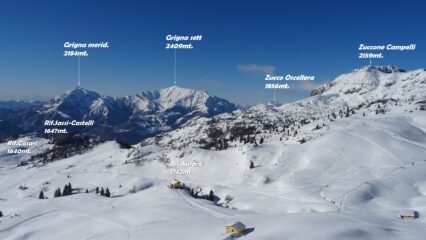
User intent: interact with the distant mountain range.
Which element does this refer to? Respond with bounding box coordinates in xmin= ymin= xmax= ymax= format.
xmin=0 ymin=86 xmax=236 ymax=143
xmin=1 ymin=65 xmax=425 ymax=144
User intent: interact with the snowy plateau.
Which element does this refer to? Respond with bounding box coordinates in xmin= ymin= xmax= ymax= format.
xmin=1 ymin=65 xmax=426 ymax=240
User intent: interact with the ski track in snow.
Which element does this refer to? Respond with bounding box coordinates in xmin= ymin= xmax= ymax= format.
xmin=340 ymin=158 xmax=426 ymax=212
xmin=80 ymin=213 xmax=134 ymax=240
xmin=0 ymin=209 xmax=60 ymax=234
xmin=343 ymin=130 xmax=404 ymax=165
xmin=315 ymin=116 xmax=426 ymax=212
xmin=364 ymin=119 xmax=426 ymax=151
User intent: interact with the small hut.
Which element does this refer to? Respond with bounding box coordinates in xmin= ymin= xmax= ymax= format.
xmin=399 ymin=210 xmax=416 ymax=220
xmin=168 ymin=179 xmax=184 ymax=189
xmin=225 ymin=222 xmax=246 ymax=235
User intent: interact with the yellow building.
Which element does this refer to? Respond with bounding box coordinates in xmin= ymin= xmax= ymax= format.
xmin=168 ymin=180 xmax=183 ymax=189
xmin=225 ymin=222 xmax=246 ymax=235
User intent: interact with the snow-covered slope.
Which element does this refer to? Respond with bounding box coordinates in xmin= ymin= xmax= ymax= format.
xmin=1 ymin=111 xmax=426 ymax=239
xmin=150 ymin=66 xmax=426 ymax=149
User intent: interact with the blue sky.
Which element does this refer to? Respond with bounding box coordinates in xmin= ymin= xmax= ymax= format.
xmin=0 ymin=0 xmax=425 ymax=104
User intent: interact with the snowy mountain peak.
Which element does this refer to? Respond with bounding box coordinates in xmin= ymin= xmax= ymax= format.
xmin=51 ymin=87 xmax=102 ymax=106
xmin=356 ymin=65 xmax=406 ymax=73
xmin=45 ymin=87 xmax=103 ymax=117
xmin=62 ymin=87 xmax=101 ymax=99
xmin=158 ymin=85 xmax=209 ymax=111
xmin=161 ymin=85 xmax=207 ymax=95
xmin=159 ymin=85 xmax=208 ymax=100
xmin=309 ymin=65 xmax=426 ymax=108
xmin=132 ymin=85 xmax=235 ymax=113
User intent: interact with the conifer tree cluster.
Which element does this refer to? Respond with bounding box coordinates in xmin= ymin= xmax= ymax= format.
xmin=95 ymin=186 xmax=111 ymax=197
xmin=63 ymin=183 xmax=73 ymax=196
xmin=53 ymin=183 xmax=73 ymax=198
xmin=189 ymin=187 xmax=201 ymax=198
xmin=31 ymin=134 xmax=104 ymax=164
xmin=54 ymin=188 xmax=62 ymax=198
xmin=188 ymin=187 xmax=215 ymax=202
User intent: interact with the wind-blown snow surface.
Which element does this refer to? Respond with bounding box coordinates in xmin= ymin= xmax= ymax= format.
xmin=1 ymin=111 xmax=426 ymax=239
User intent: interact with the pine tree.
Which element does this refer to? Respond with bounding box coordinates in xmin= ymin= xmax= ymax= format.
xmin=63 ymin=184 xmax=68 ymax=196
xmin=39 ymin=190 xmax=45 ymax=199
xmin=249 ymin=161 xmax=255 ymax=169
xmin=65 ymin=183 xmax=72 ymax=195
xmin=207 ymin=190 xmax=214 ymax=201
xmin=100 ymin=187 xmax=105 ymax=196
xmin=54 ymin=188 xmax=61 ymax=198
xmin=96 ymin=187 xmax=99 ymax=194
xmin=86 ymin=189 xmax=89 ymax=193
xmin=105 ymin=188 xmax=111 ymax=198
